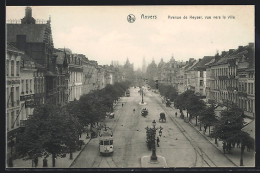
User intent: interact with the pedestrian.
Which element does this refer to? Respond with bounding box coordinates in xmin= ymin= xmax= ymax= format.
xmin=122 ymin=103 xmax=124 ymax=107
xmin=34 ymin=157 xmax=38 ymax=167
xmin=133 ymin=108 xmax=135 ymax=113
xmin=223 ymin=142 xmax=226 ymax=154
xmin=157 ymin=137 xmax=160 ymax=147
xmin=43 ymin=157 xmax=48 ymax=167
xmin=175 ymin=112 xmax=177 ymax=117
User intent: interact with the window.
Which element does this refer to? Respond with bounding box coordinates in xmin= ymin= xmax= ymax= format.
xmin=7 ymin=88 xmax=9 ymax=108
xmin=99 ymin=141 xmax=103 ymax=145
xmin=11 ymin=87 xmax=14 ymax=107
xmin=11 ymin=60 xmax=14 ymax=76
xmin=21 ymin=80 xmax=24 ymax=93
xmin=7 ymin=112 xmax=9 ymax=130
xmin=11 ymin=111 xmax=14 ymax=128
xmin=16 ymin=61 xmax=20 ymax=76
xmin=200 ymin=80 xmax=203 ymax=87
xmin=34 ymin=78 xmax=37 ymax=94
xmin=104 ymin=140 xmax=109 ymax=145
xmin=16 ymin=110 xmax=19 ymax=126
xmin=26 ymin=80 xmax=28 ymax=93
xmin=110 ymin=140 xmax=113 ymax=145
xmin=30 ymin=79 xmax=32 ymax=93
xmin=16 ymin=87 xmax=19 ymax=106
xmin=6 ymin=60 xmax=9 ymax=76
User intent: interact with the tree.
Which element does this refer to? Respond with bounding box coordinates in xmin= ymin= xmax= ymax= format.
xmin=199 ymin=105 xmax=218 ymax=134
xmin=210 ymin=105 xmax=252 ymax=155
xmin=158 ymin=84 xmax=178 ymax=102
xmin=186 ymin=94 xmax=206 ymax=125
xmin=174 ymin=90 xmax=195 ymax=118
xmin=16 ymin=104 xmax=80 ymax=167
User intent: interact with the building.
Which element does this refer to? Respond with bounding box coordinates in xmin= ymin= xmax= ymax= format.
xmin=68 ymin=53 xmax=83 ymax=101
xmin=82 ymin=59 xmax=99 ymax=94
xmin=6 ymin=43 xmax=37 ymax=162
xmin=6 ymin=43 xmax=22 ymax=139
xmin=207 ymin=43 xmax=255 ymax=119
xmin=190 ymin=56 xmax=215 ymax=97
xmin=7 ymin=6 xmax=66 ymax=105
xmin=20 ymin=54 xmax=37 ymax=127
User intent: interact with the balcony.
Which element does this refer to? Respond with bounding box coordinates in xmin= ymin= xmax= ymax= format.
xmin=218 ymin=76 xmax=228 ymax=80
xmin=228 ymin=75 xmax=236 ymax=79
xmin=237 ymin=91 xmax=247 ymax=97
xmin=227 ymin=87 xmax=238 ymax=92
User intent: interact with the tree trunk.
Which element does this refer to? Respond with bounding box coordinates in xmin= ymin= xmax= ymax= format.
xmin=199 ymin=123 xmax=202 ymax=131
xmin=240 ymin=144 xmax=245 ymax=166
xmin=195 ymin=116 xmax=198 ymax=126
xmin=209 ymin=126 xmax=210 ymax=135
xmin=70 ymin=148 xmax=73 ymax=160
xmin=52 ymin=153 xmax=56 ymax=167
xmin=187 ymin=111 xmax=188 ymax=117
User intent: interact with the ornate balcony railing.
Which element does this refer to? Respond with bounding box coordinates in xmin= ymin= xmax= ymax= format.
xmin=218 ymin=76 xmax=228 ymax=80
xmin=237 ymin=91 xmax=247 ymax=97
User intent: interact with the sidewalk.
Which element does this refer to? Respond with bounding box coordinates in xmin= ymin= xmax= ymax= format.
xmin=172 ymin=107 xmax=255 ymax=167
xmin=187 ymin=114 xmax=255 ymax=167
xmin=12 ymin=133 xmax=91 ymax=168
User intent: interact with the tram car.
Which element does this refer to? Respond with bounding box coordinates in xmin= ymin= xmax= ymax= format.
xmin=99 ymin=126 xmax=114 ymax=155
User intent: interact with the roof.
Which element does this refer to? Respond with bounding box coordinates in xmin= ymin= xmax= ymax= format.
xmin=7 ymin=24 xmax=48 ymax=43
xmin=186 ymin=60 xmax=199 ymax=71
xmin=7 ymin=42 xmax=24 ymax=53
xmin=241 ymin=120 xmax=255 ymax=139
xmin=193 ymin=56 xmax=215 ymax=70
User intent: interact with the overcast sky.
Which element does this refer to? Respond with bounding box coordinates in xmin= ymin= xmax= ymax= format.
xmin=6 ymin=6 xmax=254 ymax=70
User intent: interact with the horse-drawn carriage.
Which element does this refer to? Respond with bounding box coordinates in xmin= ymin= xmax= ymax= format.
xmin=141 ymin=108 xmax=148 ymax=117
xmin=159 ymin=112 xmax=166 ymax=122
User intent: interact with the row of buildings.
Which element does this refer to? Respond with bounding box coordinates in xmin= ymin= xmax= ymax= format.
xmin=152 ymin=43 xmax=255 ymax=119
xmin=6 ymin=7 xmax=126 ymax=147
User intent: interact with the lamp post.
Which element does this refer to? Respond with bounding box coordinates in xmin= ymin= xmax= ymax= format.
xmin=141 ymin=87 xmax=144 ymax=104
xmin=146 ymin=120 xmax=163 ymax=162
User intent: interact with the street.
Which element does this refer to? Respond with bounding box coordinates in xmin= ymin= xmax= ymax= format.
xmin=70 ymin=87 xmax=237 ymax=168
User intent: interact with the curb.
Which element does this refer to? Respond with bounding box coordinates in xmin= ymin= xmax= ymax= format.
xmin=69 ymin=138 xmax=92 ymax=168
xmin=187 ymin=121 xmax=238 ymax=167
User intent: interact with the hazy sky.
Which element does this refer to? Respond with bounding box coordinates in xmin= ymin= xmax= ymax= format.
xmin=6 ymin=6 xmax=254 ymax=70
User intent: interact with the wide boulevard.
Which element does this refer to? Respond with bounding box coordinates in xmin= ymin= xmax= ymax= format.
xmin=70 ymin=87 xmax=236 ymax=168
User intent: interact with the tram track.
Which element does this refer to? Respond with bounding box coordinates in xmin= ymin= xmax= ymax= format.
xmin=91 ymin=91 xmax=141 ymax=168
xmin=152 ymin=92 xmax=217 ymax=167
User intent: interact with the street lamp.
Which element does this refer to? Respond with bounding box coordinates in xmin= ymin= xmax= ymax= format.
xmin=141 ymin=87 xmax=144 ymax=104
xmin=148 ymin=120 xmax=163 ymax=162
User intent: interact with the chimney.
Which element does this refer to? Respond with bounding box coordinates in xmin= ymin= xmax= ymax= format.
xmin=25 ymin=7 xmax=32 ymax=18
xmin=248 ymin=43 xmax=254 ymax=48
xmin=228 ymin=49 xmax=235 ymax=54
xmin=21 ymin=6 xmax=35 ymax=24
xmin=221 ymin=51 xmax=227 ymax=57
xmin=238 ymin=46 xmax=243 ymax=51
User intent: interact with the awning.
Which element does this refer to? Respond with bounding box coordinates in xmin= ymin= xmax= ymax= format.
xmin=242 ymin=120 xmax=255 ymax=139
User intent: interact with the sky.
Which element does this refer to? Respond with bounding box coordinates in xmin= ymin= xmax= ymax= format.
xmin=6 ymin=6 xmax=254 ymax=70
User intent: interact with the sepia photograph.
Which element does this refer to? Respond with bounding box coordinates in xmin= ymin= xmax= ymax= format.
xmin=5 ymin=5 xmax=255 ymax=168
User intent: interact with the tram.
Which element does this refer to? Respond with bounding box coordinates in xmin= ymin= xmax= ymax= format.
xmin=99 ymin=126 xmax=114 ymax=155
